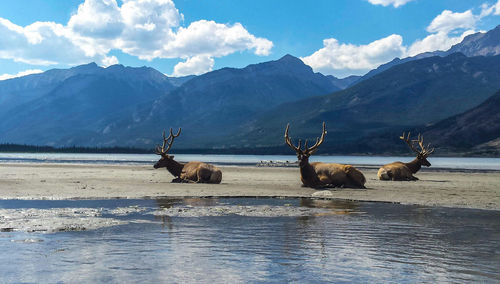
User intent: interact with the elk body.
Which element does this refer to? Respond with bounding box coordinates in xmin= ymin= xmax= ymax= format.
xmin=377 ymin=132 xmax=435 ymax=181
xmin=285 ymin=123 xmax=366 ymax=189
xmin=154 ymin=128 xmax=222 ymax=184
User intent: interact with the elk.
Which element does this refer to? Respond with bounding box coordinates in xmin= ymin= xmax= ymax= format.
xmin=377 ymin=132 xmax=435 ymax=181
xmin=284 ymin=122 xmax=366 ymax=189
xmin=154 ymin=128 xmax=222 ymax=184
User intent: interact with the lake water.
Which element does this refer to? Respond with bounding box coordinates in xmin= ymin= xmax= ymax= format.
xmin=0 ymin=198 xmax=498 ymax=283
xmin=1 ymin=152 xmax=500 ymax=170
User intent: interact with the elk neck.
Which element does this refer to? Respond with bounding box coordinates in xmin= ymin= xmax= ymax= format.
xmin=404 ymin=157 xmax=422 ymax=174
xmin=299 ymin=157 xmax=322 ymax=186
xmin=165 ymin=158 xmax=185 ymax=177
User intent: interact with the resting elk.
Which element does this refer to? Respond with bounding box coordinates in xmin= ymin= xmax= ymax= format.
xmin=284 ymin=122 xmax=366 ymax=189
xmin=154 ymin=128 xmax=222 ymax=184
xmin=377 ymin=132 xmax=435 ymax=181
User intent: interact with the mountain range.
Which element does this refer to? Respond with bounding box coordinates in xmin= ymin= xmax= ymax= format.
xmin=234 ymin=53 xmax=500 ymax=151
xmin=0 ymin=25 xmax=499 ymax=155
xmin=357 ymin=24 xmax=500 ymax=84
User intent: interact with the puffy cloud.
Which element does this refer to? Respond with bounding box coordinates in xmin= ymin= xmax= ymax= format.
xmin=410 ymin=7 xmax=486 ymax=56
xmin=427 ymin=10 xmax=477 ymax=33
xmin=304 ymin=3 xmax=498 ymax=77
xmin=101 ymin=55 xmax=119 ymax=67
xmin=0 ymin=0 xmax=272 ymax=75
xmin=67 ymin=0 xmax=123 ymax=39
xmin=0 ymin=18 xmax=110 ymax=65
xmin=479 ymin=0 xmax=500 ymax=16
xmin=408 ymin=30 xmax=475 ymax=56
xmin=301 ymin=34 xmax=406 ymax=77
xmin=115 ymin=0 xmax=182 ymax=59
xmin=367 ymin=0 xmax=415 ymax=8
xmin=0 ymin=69 xmax=43 ymax=80
xmin=162 ymin=20 xmax=273 ymax=58
xmin=172 ymin=55 xmax=214 ymax=76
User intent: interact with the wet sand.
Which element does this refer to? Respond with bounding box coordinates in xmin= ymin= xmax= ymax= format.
xmin=0 ymin=163 xmax=499 ymax=210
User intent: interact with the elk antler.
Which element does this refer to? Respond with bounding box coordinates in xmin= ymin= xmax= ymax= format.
xmin=414 ymin=133 xmax=435 ymax=157
xmin=284 ymin=123 xmax=302 ymax=154
xmin=305 ymin=122 xmax=326 ymax=155
xmin=400 ymin=132 xmax=434 ymax=157
xmin=155 ymin=127 xmax=182 ymax=155
xmin=284 ymin=122 xmax=327 ymax=155
xmin=400 ymin=132 xmax=419 ymax=154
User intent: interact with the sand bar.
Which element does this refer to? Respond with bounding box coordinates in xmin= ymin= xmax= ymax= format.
xmin=0 ymin=163 xmax=499 ymax=210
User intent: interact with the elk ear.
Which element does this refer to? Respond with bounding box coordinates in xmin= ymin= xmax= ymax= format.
xmin=169 ymin=155 xmax=174 ymax=159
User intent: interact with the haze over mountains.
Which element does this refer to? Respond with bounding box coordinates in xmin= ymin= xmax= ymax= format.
xmin=1 ymin=25 xmax=499 ymax=155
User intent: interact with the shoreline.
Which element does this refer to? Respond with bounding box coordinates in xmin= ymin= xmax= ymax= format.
xmin=0 ymin=162 xmax=499 ymax=211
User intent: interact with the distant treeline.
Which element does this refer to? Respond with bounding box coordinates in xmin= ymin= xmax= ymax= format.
xmin=0 ymin=144 xmax=151 ymax=154
xmin=0 ymin=143 xmax=292 ymax=155
xmin=0 ymin=143 xmax=494 ymax=157
xmin=0 ymin=143 xmax=286 ymax=155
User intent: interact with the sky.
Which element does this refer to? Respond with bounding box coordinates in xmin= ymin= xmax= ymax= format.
xmin=0 ymin=0 xmax=499 ymax=80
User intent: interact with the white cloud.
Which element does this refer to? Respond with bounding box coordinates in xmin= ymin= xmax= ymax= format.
xmin=101 ymin=55 xmax=119 ymax=67
xmin=301 ymin=34 xmax=406 ymax=77
xmin=162 ymin=20 xmax=273 ymax=58
xmin=480 ymin=0 xmax=500 ymax=16
xmin=304 ymin=2 xmax=499 ymax=77
xmin=408 ymin=30 xmax=476 ymax=56
xmin=409 ymin=6 xmax=490 ymax=56
xmin=0 ymin=69 xmax=43 ymax=80
xmin=427 ymin=10 xmax=477 ymax=33
xmin=172 ymin=55 xmax=214 ymax=76
xmin=367 ymin=0 xmax=415 ymax=8
xmin=67 ymin=0 xmax=124 ymax=39
xmin=0 ymin=18 xmax=110 ymax=66
xmin=0 ymin=0 xmax=272 ymax=75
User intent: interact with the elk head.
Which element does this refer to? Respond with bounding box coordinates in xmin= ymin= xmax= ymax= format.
xmin=400 ymin=132 xmax=435 ymax=167
xmin=284 ymin=122 xmax=327 ymax=166
xmin=154 ymin=128 xmax=181 ymax=169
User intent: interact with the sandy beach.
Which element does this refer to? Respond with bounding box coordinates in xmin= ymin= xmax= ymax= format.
xmin=0 ymin=162 xmax=499 ymax=210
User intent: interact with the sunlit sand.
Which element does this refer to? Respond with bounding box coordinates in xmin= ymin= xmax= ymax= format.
xmin=0 ymin=163 xmax=498 ymax=210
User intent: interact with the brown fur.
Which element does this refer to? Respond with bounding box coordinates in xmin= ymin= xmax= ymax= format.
xmin=306 ymin=161 xmax=366 ymax=189
xmin=180 ymin=161 xmax=222 ymax=184
xmin=284 ymin=122 xmax=365 ymax=189
xmin=378 ymin=157 xmax=429 ymax=181
xmin=378 ymin=132 xmax=434 ymax=181
xmin=154 ymin=128 xmax=222 ymax=184
xmin=154 ymin=156 xmax=222 ymax=184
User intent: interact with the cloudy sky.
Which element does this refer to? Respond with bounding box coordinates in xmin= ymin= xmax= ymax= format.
xmin=0 ymin=0 xmax=499 ymax=80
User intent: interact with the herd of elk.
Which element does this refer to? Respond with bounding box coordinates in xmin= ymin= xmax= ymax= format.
xmin=377 ymin=132 xmax=434 ymax=181
xmin=154 ymin=126 xmax=434 ymax=188
xmin=154 ymin=128 xmax=222 ymax=184
xmin=284 ymin=122 xmax=366 ymax=189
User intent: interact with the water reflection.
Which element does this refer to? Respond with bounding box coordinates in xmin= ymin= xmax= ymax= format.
xmin=0 ymin=198 xmax=498 ymax=283
xmin=300 ymin=198 xmax=361 ymax=216
xmin=156 ymin=198 xmax=218 ymax=209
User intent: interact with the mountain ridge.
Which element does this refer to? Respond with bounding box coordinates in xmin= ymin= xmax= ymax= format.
xmin=227 ymin=53 xmax=500 ymax=151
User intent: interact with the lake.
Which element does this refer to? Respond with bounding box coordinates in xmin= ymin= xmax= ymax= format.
xmin=1 ymin=153 xmax=500 ymax=170
xmin=0 ymin=198 xmax=498 ymax=283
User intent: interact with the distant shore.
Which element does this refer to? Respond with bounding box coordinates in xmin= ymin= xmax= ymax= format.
xmin=1 ymin=144 xmax=499 ymax=157
xmin=0 ymin=162 xmax=498 ymax=210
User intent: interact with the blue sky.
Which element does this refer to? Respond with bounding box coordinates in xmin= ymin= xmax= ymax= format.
xmin=0 ymin=0 xmax=499 ymax=79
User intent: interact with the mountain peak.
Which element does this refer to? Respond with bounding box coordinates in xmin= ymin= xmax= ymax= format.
xmin=70 ymin=62 xmax=100 ymax=72
xmin=278 ymin=54 xmax=300 ymax=61
xmin=276 ymin=54 xmax=306 ymax=66
xmin=446 ymin=25 xmax=500 ymax=57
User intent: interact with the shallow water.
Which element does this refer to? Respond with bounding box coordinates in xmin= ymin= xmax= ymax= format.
xmin=0 ymin=198 xmax=499 ymax=283
xmin=1 ymin=152 xmax=500 ymax=170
